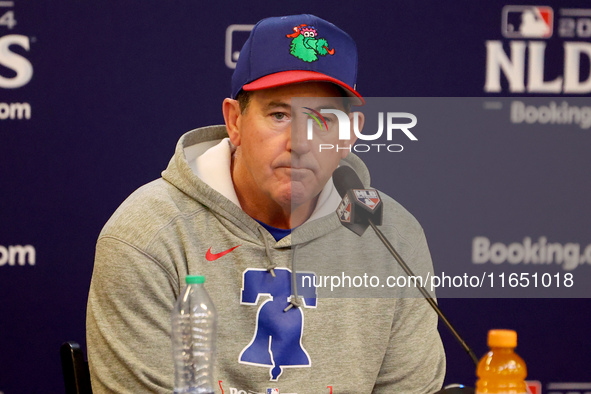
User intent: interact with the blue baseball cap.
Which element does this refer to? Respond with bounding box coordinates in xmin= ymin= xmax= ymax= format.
xmin=231 ymin=14 xmax=364 ymax=104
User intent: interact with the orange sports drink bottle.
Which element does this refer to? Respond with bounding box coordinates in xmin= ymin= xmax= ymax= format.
xmin=476 ymin=329 xmax=527 ymax=394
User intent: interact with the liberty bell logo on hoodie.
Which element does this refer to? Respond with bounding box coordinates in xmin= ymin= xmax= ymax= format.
xmin=239 ymin=268 xmax=317 ymax=380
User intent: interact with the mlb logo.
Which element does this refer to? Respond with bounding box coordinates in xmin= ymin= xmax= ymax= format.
xmin=526 ymin=380 xmax=542 ymax=394
xmin=354 ymin=189 xmax=380 ymax=211
xmin=267 ymin=389 xmax=279 ymax=394
xmin=225 ymin=24 xmax=255 ymax=69
xmin=337 ymin=195 xmax=352 ymax=223
xmin=502 ymin=6 xmax=553 ymax=38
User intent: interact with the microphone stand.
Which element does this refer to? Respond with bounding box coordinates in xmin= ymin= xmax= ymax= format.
xmin=368 ymin=219 xmax=479 ymax=367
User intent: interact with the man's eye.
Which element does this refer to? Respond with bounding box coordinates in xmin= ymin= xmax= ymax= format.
xmin=272 ymin=112 xmax=288 ymax=121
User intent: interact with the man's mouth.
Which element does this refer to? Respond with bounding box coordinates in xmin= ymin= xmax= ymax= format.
xmin=288 ymin=167 xmax=313 ymax=180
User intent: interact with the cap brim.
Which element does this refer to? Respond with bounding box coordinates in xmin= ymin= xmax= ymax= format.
xmin=242 ymin=70 xmax=365 ymax=105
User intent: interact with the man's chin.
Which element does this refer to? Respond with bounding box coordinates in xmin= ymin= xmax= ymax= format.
xmin=269 ymin=182 xmax=319 ymax=212
xmin=288 ymin=183 xmax=318 ymax=209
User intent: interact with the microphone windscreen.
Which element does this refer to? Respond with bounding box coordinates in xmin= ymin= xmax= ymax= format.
xmin=333 ymin=166 xmax=364 ymax=197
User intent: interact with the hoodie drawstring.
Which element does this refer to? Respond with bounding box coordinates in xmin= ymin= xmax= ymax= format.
xmin=284 ymin=245 xmax=302 ymax=312
xmin=257 ymin=227 xmax=302 ymax=312
xmin=258 ymin=227 xmax=276 ymax=278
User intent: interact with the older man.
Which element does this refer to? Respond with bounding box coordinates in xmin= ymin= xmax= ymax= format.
xmin=87 ymin=14 xmax=445 ymax=393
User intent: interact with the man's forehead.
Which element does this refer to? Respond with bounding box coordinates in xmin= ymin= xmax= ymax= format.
xmin=251 ymin=82 xmax=344 ymax=99
xmin=260 ymin=96 xmax=345 ymax=109
xmin=252 ymin=84 xmax=347 ymax=110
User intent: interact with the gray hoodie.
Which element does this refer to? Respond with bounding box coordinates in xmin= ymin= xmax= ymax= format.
xmin=87 ymin=125 xmax=445 ymax=393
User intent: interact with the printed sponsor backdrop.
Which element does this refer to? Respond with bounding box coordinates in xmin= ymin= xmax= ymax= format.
xmin=1 ymin=1 xmax=589 ymax=393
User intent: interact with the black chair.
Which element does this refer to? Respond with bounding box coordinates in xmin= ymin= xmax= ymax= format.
xmin=60 ymin=341 xmax=93 ymax=394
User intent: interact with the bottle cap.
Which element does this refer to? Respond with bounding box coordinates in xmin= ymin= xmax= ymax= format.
xmin=185 ymin=275 xmax=205 ymax=284
xmin=488 ymin=329 xmax=517 ymax=348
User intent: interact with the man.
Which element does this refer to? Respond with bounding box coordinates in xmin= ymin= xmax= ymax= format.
xmin=87 ymin=14 xmax=445 ymax=393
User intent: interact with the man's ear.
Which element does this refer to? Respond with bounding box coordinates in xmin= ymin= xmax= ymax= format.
xmin=223 ymin=98 xmax=242 ymax=146
xmin=340 ymin=111 xmax=364 ymax=159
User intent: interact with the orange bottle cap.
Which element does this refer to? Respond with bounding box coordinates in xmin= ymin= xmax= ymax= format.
xmin=488 ymin=329 xmax=517 ymax=348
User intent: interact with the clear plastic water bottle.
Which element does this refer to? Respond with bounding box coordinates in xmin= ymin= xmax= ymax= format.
xmin=172 ymin=275 xmax=217 ymax=394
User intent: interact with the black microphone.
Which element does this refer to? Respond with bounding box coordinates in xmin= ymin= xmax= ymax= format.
xmin=333 ymin=166 xmax=382 ymax=236
xmin=332 ymin=166 xmax=479 ymax=367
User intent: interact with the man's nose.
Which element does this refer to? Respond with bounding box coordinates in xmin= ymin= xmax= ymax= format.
xmin=288 ymin=117 xmax=311 ymax=154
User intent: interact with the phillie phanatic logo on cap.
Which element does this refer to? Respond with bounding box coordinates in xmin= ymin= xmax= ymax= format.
xmin=231 ymin=14 xmax=364 ymax=104
xmin=286 ymin=24 xmax=335 ymax=62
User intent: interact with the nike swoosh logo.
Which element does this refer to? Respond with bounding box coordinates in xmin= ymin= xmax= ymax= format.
xmin=205 ymin=245 xmax=241 ymax=261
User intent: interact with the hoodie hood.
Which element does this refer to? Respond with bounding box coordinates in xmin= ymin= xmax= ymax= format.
xmin=161 ymin=125 xmax=372 ymax=246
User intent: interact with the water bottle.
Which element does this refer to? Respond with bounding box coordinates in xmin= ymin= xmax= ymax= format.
xmin=172 ymin=275 xmax=217 ymax=394
xmin=476 ymin=329 xmax=527 ymax=394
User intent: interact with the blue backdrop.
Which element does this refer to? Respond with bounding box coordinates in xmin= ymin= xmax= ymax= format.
xmin=1 ymin=1 xmax=590 ymax=393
